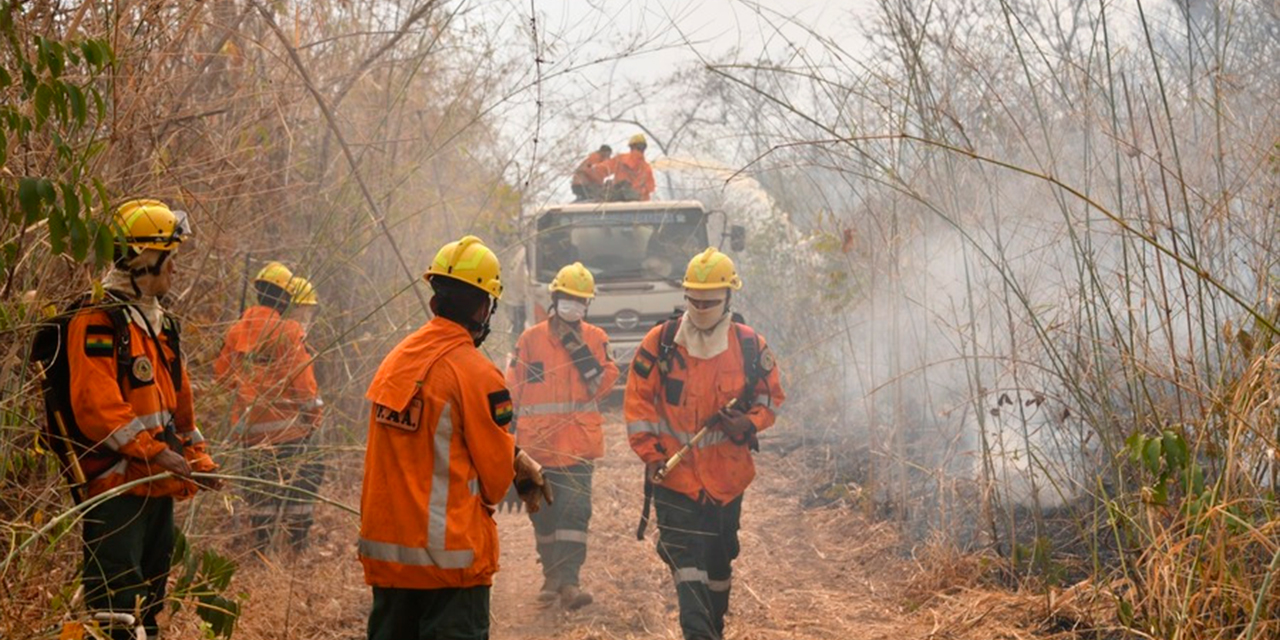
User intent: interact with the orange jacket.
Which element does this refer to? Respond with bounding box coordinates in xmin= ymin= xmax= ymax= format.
xmin=359 ymin=317 xmax=516 ymax=590
xmin=506 ymin=320 xmax=619 ymax=468
xmin=571 ymin=151 xmax=609 ymax=187
xmin=68 ymin=306 xmax=216 ymax=500
xmin=215 ymin=305 xmax=321 ymax=446
xmin=595 ymin=149 xmax=655 ymax=200
xmin=624 ymin=322 xmax=784 ymax=503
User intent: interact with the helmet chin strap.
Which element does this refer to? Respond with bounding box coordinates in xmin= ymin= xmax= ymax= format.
xmin=468 ymin=298 xmax=498 ymax=347
xmin=124 ymin=250 xmax=171 ymax=298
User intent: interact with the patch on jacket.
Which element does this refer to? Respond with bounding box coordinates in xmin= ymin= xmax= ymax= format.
xmin=489 ymin=390 xmax=514 ymax=426
xmin=84 ymin=326 xmax=115 ymax=357
xmin=759 ymin=344 xmax=776 ymax=373
xmin=374 ymin=398 xmax=422 ymax=432
xmin=633 ymin=348 xmax=656 ymax=379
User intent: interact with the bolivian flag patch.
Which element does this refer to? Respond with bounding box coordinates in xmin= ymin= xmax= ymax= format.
xmin=489 ymin=390 xmax=514 ymax=426
xmin=84 ymin=326 xmax=115 ymax=357
xmin=633 ymin=348 xmax=656 ymax=379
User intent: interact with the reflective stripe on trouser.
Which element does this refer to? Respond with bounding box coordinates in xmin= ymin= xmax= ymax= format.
xmin=529 ymin=463 xmax=594 ymax=589
xmin=240 ymin=437 xmax=326 ymax=547
xmin=654 ymin=486 xmax=742 ymax=640
xmin=81 ymin=495 xmax=175 ymax=640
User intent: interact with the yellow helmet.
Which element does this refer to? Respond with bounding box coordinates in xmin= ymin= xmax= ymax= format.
xmin=629 ymin=133 xmax=647 ymax=147
xmin=549 ymin=262 xmax=595 ymax=299
xmin=255 ymin=261 xmax=294 ymax=289
xmin=114 ymin=199 xmax=189 ymax=253
xmin=287 ymin=276 xmax=318 ymax=306
xmin=683 ymin=247 xmax=742 ymax=291
xmin=425 ymin=235 xmax=503 ymax=299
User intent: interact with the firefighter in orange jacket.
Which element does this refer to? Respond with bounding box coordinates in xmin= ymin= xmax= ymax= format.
xmin=507 ymin=262 xmax=619 ymax=609
xmin=595 ymin=133 xmax=656 ymax=201
xmin=215 ymin=263 xmax=323 ymax=551
xmin=571 ymin=144 xmax=612 ymax=202
xmin=70 ymin=200 xmax=219 ymax=639
xmin=625 ymin=247 xmax=785 ymax=640
xmin=360 ymin=235 xmax=552 ymax=640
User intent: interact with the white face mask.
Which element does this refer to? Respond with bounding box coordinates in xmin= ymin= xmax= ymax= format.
xmin=556 ymin=299 xmax=587 ymax=323
xmin=687 ymin=299 xmax=727 ymax=330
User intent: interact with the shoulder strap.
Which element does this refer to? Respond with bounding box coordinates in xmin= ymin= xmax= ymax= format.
xmin=555 ymin=326 xmax=604 ymax=388
xmin=163 ymin=313 xmax=183 ymax=388
xmin=103 ymin=305 xmax=132 ymax=390
xmin=656 ymin=314 xmax=684 ymax=382
xmin=735 ymin=323 xmax=760 ymax=386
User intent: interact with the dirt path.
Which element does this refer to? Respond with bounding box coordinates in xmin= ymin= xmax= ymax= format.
xmin=488 ymin=421 xmax=934 ymax=640
xmin=226 ymin=417 xmax=960 ymax=639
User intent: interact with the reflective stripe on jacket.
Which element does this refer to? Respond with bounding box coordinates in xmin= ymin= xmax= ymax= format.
xmin=359 ymin=317 xmax=516 ymax=590
xmin=594 ymin=149 xmax=655 ymax=200
xmin=506 ymin=320 xmax=619 ymax=468
xmin=623 ymin=322 xmax=785 ymax=503
xmin=68 ymin=306 xmax=216 ymax=500
xmin=215 ymin=305 xmax=321 ymax=446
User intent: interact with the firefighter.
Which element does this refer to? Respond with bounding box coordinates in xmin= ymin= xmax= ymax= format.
xmin=215 ymin=263 xmax=322 ymax=551
xmin=595 ymin=133 xmax=656 ymax=201
xmin=571 ymin=144 xmax=612 ymax=202
xmin=72 ymin=199 xmax=220 ymax=639
xmin=624 ymin=247 xmax=785 ymax=640
xmin=360 ymin=235 xmax=553 ymax=640
xmin=507 ymin=262 xmax=619 ymax=609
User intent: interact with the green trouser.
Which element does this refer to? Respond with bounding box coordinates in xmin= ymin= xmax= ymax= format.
xmin=242 ymin=437 xmax=325 ymax=549
xmin=367 ymin=586 xmax=490 ymax=640
xmin=528 ymin=463 xmax=593 ymax=589
xmin=654 ymin=487 xmax=743 ymax=640
xmin=82 ymin=495 xmax=175 ymax=640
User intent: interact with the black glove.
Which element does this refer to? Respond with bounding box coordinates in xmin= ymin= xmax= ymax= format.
xmin=718 ymin=407 xmax=756 ymax=443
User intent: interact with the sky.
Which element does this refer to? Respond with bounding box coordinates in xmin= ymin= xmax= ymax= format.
xmin=463 ymin=0 xmax=879 ymax=200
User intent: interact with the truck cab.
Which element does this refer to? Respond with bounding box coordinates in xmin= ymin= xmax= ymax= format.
xmin=519 ymin=200 xmax=727 ymax=383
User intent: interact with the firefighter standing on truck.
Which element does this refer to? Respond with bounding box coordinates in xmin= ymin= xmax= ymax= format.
xmin=625 ymin=247 xmax=785 ymax=640
xmin=594 ymin=133 xmax=655 ymax=201
xmin=60 ymin=199 xmax=219 ymax=639
xmin=359 ymin=235 xmax=553 ymax=640
xmin=215 ymin=263 xmax=324 ymax=551
xmin=570 ymin=144 xmax=612 ymax=202
xmin=507 ymin=262 xmax=619 ymax=609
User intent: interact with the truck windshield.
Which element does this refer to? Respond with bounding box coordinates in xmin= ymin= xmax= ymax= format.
xmin=534 ymin=208 xmax=709 ymax=283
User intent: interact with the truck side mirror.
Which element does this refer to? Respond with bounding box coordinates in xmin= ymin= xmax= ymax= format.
xmin=729 ymin=225 xmax=746 ymax=252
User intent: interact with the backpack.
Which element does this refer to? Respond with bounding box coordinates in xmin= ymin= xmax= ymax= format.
xmin=28 ymin=294 xmax=183 ymax=503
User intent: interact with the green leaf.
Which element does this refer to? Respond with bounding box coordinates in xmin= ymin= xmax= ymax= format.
xmin=47 ymin=205 xmax=67 ymax=254
xmin=1125 ymin=432 xmax=1144 ymax=463
xmin=18 ymin=177 xmax=41 ymax=223
xmin=80 ymin=41 xmax=99 ymax=67
xmin=1162 ymin=430 xmax=1188 ymax=471
xmin=92 ymin=220 xmax=115 ymax=267
xmin=66 ymin=84 xmax=86 ymax=125
xmin=61 ymin=182 xmax=81 ymax=220
xmin=20 ymin=62 xmax=36 ymax=94
xmin=68 ymin=207 xmax=89 ymax=260
xmin=33 ymin=83 xmax=52 ymax=126
xmin=90 ymin=87 xmax=105 ymax=121
xmin=36 ymin=178 xmax=55 ymax=203
xmin=1143 ymin=437 xmax=1163 ymax=475
xmin=0 ymin=65 xmax=10 ymax=89
xmin=44 ymin=39 xmax=65 ymax=78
